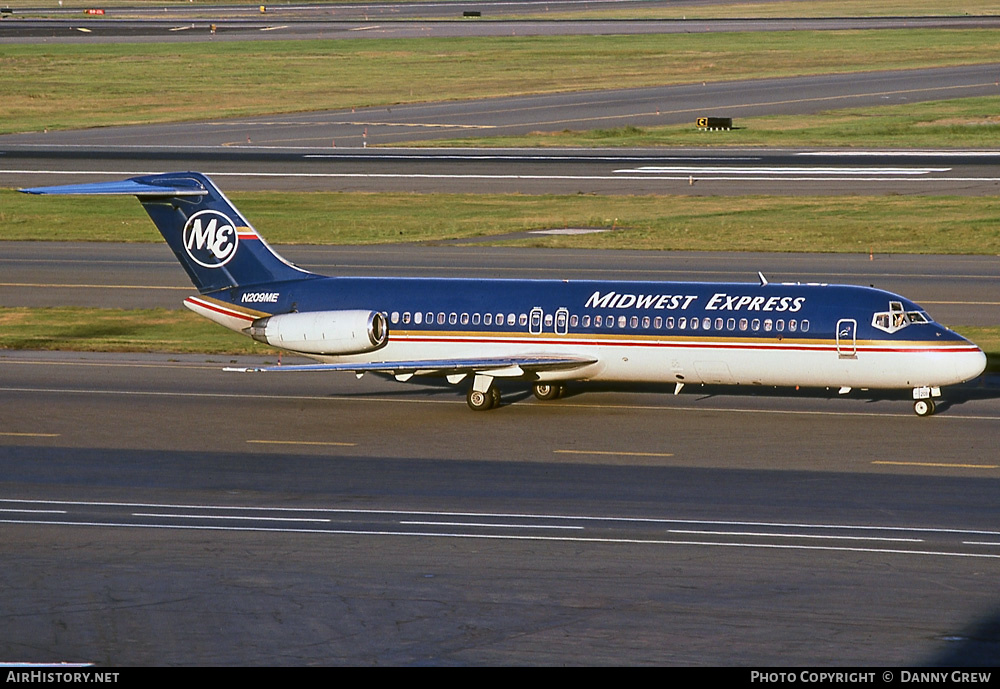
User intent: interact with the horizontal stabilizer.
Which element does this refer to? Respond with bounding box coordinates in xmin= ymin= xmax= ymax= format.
xmin=20 ymin=178 xmax=208 ymax=197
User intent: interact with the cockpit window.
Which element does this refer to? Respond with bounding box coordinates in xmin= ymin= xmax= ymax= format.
xmin=872 ymin=301 xmax=932 ymax=334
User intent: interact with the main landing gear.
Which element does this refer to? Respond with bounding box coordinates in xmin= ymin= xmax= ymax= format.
xmin=465 ymin=379 xmax=567 ymax=411
xmin=532 ymin=383 xmax=565 ymax=401
xmin=467 ymin=385 xmax=502 ymax=411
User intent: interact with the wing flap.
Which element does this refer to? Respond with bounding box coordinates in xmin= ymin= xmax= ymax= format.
xmin=224 ymin=355 xmax=597 ymax=378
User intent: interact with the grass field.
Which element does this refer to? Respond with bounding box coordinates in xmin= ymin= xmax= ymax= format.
xmin=5 ymin=30 xmax=1000 ymax=134
xmin=517 ymin=0 xmax=1000 ymax=20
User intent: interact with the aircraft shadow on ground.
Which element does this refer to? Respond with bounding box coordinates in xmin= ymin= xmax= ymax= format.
xmin=324 ymin=374 xmax=1000 ymax=412
xmin=924 ymin=610 xmax=1000 ymax=666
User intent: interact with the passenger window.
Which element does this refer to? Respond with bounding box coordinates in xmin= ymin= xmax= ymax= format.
xmin=484 ymin=313 xmax=492 ymax=326
xmin=653 ymin=316 xmax=661 ymax=329
xmin=402 ymin=312 xmax=411 ymax=324
xmin=714 ymin=318 xmax=723 ymax=330
xmin=582 ymin=315 xmax=591 ymax=327
xmin=414 ymin=312 xmax=423 ymax=325
xmin=678 ymin=317 xmax=687 ymax=329
xmin=739 ymin=318 xmax=748 ymax=331
xmin=437 ymin=312 xmax=446 ymax=325
xmin=472 ymin=313 xmax=480 ymax=325
xmin=449 ymin=313 xmax=457 ymax=325
xmin=619 ymin=316 xmax=627 ymax=328
xmin=667 ymin=317 xmax=676 ymax=329
xmin=461 ymin=313 xmax=469 ymax=325
xmin=727 ymin=318 xmax=735 ymax=331
xmin=801 ymin=320 xmax=810 ymax=332
xmin=595 ymin=315 xmax=602 ymax=327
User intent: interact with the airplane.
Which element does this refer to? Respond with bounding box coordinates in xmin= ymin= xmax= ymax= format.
xmin=21 ymin=171 xmax=987 ymax=416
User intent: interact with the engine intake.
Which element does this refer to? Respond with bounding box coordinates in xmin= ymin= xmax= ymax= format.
xmin=248 ymin=309 xmax=388 ymax=355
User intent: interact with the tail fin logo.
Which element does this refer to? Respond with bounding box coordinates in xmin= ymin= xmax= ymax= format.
xmin=183 ymin=210 xmax=239 ymax=268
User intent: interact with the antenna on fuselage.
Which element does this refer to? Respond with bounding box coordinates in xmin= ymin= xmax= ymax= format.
xmin=758 ymin=271 xmax=768 ymax=286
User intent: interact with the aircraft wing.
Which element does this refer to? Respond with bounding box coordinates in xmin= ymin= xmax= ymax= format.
xmin=225 ymin=354 xmax=598 ymax=382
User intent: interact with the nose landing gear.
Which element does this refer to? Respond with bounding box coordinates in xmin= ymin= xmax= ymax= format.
xmin=912 ymin=386 xmax=941 ymax=417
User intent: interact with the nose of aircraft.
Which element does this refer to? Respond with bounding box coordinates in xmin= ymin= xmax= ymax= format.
xmin=925 ymin=326 xmax=987 ymax=386
xmin=944 ymin=330 xmax=988 ymax=383
xmin=956 ymin=345 xmax=988 ymax=383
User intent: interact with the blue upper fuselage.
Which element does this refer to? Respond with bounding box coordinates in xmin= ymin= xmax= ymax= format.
xmin=217 ymin=275 xmax=967 ymax=345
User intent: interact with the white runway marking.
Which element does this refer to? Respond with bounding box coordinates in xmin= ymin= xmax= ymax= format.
xmin=2 ymin=499 xmax=999 ymax=560
xmin=9 ymin=168 xmax=998 ymax=187
xmin=2 ymin=385 xmax=999 ymax=421
xmin=615 ymin=166 xmax=949 ymax=175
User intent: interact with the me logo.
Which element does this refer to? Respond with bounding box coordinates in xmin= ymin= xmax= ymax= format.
xmin=183 ymin=210 xmax=239 ymax=268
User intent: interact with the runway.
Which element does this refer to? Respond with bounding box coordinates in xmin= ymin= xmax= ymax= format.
xmin=7 ymin=147 xmax=1000 ymax=196
xmin=4 ymin=11 xmax=999 ymax=44
xmin=3 ymin=243 xmax=1000 ymax=664
xmin=3 ymin=348 xmax=1000 ymax=664
xmin=5 ymin=62 xmax=1000 ymax=196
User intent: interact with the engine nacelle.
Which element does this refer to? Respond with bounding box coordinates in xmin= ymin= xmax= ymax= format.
xmin=247 ymin=309 xmax=388 ymax=355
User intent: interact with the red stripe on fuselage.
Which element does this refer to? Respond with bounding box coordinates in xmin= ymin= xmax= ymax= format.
xmin=389 ymin=333 xmax=978 ymax=354
xmin=185 ymin=296 xmax=258 ymax=322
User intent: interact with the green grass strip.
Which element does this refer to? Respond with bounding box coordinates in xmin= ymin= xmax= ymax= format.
xmin=5 ymin=190 xmax=1000 ymax=254
xmin=413 ymin=96 xmax=1000 ymax=149
xmin=0 ymin=307 xmax=269 ymax=354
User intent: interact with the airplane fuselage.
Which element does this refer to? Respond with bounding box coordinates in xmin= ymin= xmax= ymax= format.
xmin=189 ymin=275 xmax=985 ymax=392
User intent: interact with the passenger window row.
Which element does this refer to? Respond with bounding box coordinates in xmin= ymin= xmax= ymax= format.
xmin=389 ymin=311 xmax=810 ymax=334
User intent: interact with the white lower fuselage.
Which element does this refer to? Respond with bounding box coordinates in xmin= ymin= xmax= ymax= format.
xmin=316 ymin=331 xmax=986 ymax=391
